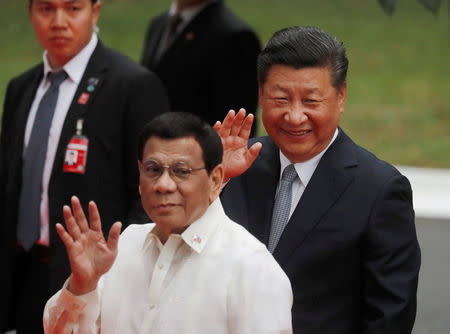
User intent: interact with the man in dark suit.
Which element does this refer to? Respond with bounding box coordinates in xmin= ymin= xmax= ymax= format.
xmin=0 ymin=1 xmax=169 ymax=333
xmin=141 ymin=0 xmax=261 ymax=135
xmin=217 ymin=26 xmax=421 ymax=334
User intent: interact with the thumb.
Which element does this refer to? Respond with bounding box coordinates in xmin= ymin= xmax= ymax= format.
xmin=107 ymin=221 xmax=122 ymax=252
xmin=245 ymin=142 xmax=262 ymax=165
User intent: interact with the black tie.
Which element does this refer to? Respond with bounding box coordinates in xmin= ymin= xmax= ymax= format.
xmin=166 ymin=13 xmax=183 ymax=45
xmin=17 ymin=70 xmax=68 ymax=251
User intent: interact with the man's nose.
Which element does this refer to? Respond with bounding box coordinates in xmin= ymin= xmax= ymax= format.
xmin=51 ymin=9 xmax=68 ymax=28
xmin=154 ymin=170 xmax=177 ymax=193
xmin=285 ymin=106 xmax=308 ymax=125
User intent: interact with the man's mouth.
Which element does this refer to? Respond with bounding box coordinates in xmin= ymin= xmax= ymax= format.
xmin=281 ymin=129 xmax=312 ymax=137
xmin=50 ymin=37 xmax=70 ymax=44
xmin=154 ymin=203 xmax=179 ymax=209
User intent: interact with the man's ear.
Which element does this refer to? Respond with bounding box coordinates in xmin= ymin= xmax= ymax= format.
xmin=258 ymin=85 xmax=264 ymax=106
xmin=337 ymin=82 xmax=347 ymax=114
xmin=137 ymin=160 xmax=142 ymax=195
xmin=91 ymin=1 xmax=101 ymax=27
xmin=209 ymin=164 xmax=224 ymax=203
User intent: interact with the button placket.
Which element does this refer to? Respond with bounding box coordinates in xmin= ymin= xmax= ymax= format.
xmin=147 ymin=236 xmax=181 ymax=311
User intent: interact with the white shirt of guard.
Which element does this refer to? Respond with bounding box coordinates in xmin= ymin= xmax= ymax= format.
xmin=23 ymin=33 xmax=98 ymax=246
xmin=43 ymin=199 xmax=293 ymax=334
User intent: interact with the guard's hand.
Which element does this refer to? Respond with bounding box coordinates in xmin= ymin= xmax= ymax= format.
xmin=214 ymin=108 xmax=262 ymax=183
xmin=56 ymin=196 xmax=122 ymax=295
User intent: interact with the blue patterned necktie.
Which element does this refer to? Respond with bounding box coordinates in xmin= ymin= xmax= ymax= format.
xmin=268 ymin=164 xmax=298 ymax=253
xmin=17 ymin=70 xmax=68 ymax=251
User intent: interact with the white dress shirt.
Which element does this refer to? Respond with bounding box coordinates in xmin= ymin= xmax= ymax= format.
xmin=23 ymin=33 xmax=98 ymax=246
xmin=279 ymin=128 xmax=339 ymax=219
xmin=43 ymin=199 xmax=293 ymax=334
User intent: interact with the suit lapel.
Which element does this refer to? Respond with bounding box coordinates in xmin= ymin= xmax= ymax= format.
xmin=11 ymin=67 xmax=43 ymax=182
xmin=159 ymin=1 xmax=219 ymax=62
xmin=147 ymin=14 xmax=169 ymax=68
xmin=13 ymin=66 xmax=43 ymax=148
xmin=273 ymin=130 xmax=358 ymax=265
xmin=247 ymin=138 xmax=280 ymax=244
xmin=50 ymin=42 xmax=108 ymax=183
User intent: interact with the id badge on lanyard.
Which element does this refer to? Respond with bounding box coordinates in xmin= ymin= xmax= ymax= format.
xmin=64 ymin=119 xmax=88 ymax=174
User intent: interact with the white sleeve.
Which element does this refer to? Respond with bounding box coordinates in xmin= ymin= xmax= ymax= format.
xmin=43 ymin=278 xmax=103 ymax=334
xmin=227 ymin=249 xmax=293 ymax=334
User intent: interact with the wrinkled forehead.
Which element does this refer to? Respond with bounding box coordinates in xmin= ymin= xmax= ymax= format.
xmin=143 ymin=135 xmax=203 ymax=164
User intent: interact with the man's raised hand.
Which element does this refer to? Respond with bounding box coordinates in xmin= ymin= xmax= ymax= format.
xmin=56 ymin=196 xmax=122 ymax=295
xmin=214 ymin=108 xmax=262 ymax=183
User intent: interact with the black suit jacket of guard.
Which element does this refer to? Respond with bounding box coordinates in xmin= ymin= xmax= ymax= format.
xmin=0 ymin=41 xmax=169 ymax=330
xmin=141 ymin=0 xmax=261 ymax=135
xmin=220 ymin=130 xmax=421 ymax=334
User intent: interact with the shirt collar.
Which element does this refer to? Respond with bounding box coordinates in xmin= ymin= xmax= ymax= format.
xmin=169 ymin=0 xmax=215 ymax=23
xmin=143 ymin=197 xmax=224 ymax=254
xmin=279 ymin=128 xmax=339 ymax=187
xmin=43 ymin=33 xmax=98 ymax=85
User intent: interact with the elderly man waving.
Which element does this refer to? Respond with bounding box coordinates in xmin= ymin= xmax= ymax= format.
xmin=43 ymin=112 xmax=292 ymax=334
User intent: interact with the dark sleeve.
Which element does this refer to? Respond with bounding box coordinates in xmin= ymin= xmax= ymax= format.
xmin=123 ymin=71 xmax=170 ymax=223
xmin=0 ymin=80 xmax=14 ymax=224
xmin=362 ymin=173 xmax=421 ymax=334
xmin=210 ymin=30 xmax=261 ymax=136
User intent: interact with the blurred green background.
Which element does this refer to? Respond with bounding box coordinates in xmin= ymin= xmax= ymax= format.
xmin=1 ymin=0 xmax=449 ymax=167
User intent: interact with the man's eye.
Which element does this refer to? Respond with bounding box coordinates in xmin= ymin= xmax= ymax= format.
xmin=304 ymin=99 xmax=318 ymax=104
xmin=172 ymin=167 xmax=191 ymax=176
xmin=69 ymin=6 xmax=81 ymax=11
xmin=39 ymin=6 xmax=53 ymax=12
xmin=145 ymin=165 xmax=161 ymax=174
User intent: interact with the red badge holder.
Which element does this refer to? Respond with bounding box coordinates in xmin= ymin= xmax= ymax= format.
xmin=64 ymin=119 xmax=88 ymax=174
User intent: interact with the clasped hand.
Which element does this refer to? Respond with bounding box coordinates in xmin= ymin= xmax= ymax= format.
xmin=56 ymin=196 xmax=122 ymax=296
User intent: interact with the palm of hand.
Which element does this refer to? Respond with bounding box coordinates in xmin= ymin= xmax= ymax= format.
xmin=215 ymin=109 xmax=262 ymax=182
xmin=221 ymin=135 xmax=253 ymax=180
xmin=69 ymin=228 xmax=117 ymax=285
xmin=57 ymin=197 xmax=121 ymax=295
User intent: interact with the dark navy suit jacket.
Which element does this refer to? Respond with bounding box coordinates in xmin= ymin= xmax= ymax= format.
xmin=0 ymin=41 xmax=169 ymax=331
xmin=221 ymin=130 xmax=421 ymax=334
xmin=141 ymin=0 xmax=261 ymax=135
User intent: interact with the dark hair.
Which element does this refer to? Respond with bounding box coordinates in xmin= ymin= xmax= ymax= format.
xmin=257 ymin=26 xmax=348 ymax=89
xmin=137 ymin=112 xmax=223 ymax=174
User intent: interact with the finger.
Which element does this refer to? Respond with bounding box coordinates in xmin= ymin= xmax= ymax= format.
xmin=63 ymin=205 xmax=81 ymax=241
xmin=230 ymin=108 xmax=246 ymax=136
xmin=71 ymin=196 xmax=89 ymax=233
xmin=219 ymin=109 xmax=236 ymax=137
xmin=245 ymin=142 xmax=263 ymax=165
xmin=213 ymin=121 xmax=222 ymax=133
xmin=107 ymin=221 xmax=122 ymax=252
xmin=56 ymin=223 xmax=75 ymax=250
xmin=238 ymin=112 xmax=254 ymax=139
xmin=88 ymin=201 xmax=102 ymax=232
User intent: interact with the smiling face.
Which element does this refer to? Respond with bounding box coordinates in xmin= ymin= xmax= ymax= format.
xmin=138 ymin=136 xmax=223 ymax=242
xmin=260 ymin=65 xmax=347 ymax=163
xmin=29 ymin=0 xmax=100 ymax=69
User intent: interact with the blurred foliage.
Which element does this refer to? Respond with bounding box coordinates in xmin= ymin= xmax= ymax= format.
xmin=378 ymin=0 xmax=442 ymax=15
xmin=0 ymin=0 xmax=449 ymax=168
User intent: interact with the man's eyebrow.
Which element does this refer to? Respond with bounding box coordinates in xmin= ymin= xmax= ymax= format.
xmin=304 ymin=87 xmax=321 ymax=94
xmin=272 ymin=84 xmax=290 ymax=92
